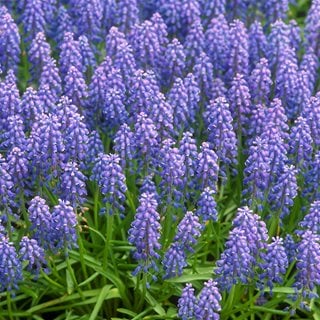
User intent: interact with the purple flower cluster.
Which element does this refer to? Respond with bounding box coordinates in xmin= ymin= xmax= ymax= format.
xmin=178 ymin=281 xmax=221 ymax=320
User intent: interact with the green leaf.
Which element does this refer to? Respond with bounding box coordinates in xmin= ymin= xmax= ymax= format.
xmin=263 ymin=287 xmax=295 ymax=294
xmin=89 ymin=285 xmax=111 ymax=320
xmin=165 ymin=273 xmax=212 ymax=283
xmin=145 ymin=292 xmax=166 ymax=316
xmin=19 ymin=286 xmax=38 ymax=299
xmin=66 ymin=269 xmax=75 ymax=295
xmin=250 ymin=306 xmax=289 ymax=316
xmin=78 ymin=272 xmax=100 ymax=287
xmin=117 ymin=308 xmax=137 ymax=317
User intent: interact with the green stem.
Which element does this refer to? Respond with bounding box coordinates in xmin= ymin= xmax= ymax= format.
xmin=77 ymin=227 xmax=90 ymax=289
xmin=249 ymin=286 xmax=255 ymax=320
xmin=269 ymin=211 xmax=280 ymax=237
xmin=224 ymin=285 xmax=236 ymax=313
xmin=6 ymin=292 xmax=14 ymax=320
xmin=66 ymin=254 xmax=85 ymax=301
xmin=103 ymin=213 xmax=114 ymax=270
xmin=93 ymin=184 xmax=99 ymax=231
xmin=20 ymin=191 xmax=29 ymax=231
xmin=136 ymin=273 xmax=147 ymax=312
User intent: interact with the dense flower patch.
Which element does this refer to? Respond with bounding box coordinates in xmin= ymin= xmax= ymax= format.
xmin=0 ymin=0 xmax=319 ymax=319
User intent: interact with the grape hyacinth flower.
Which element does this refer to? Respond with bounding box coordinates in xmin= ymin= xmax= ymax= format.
xmin=29 ymin=32 xmax=51 ymax=77
xmin=304 ymin=152 xmax=320 ymax=202
xmin=105 ymin=26 xmax=127 ymax=59
xmin=0 ymin=236 xmax=23 ymax=292
xmin=168 ymin=78 xmax=191 ymax=132
xmin=226 ymin=0 xmax=249 ymax=21
xmin=158 ymin=139 xmax=185 ymax=207
xmin=261 ymin=127 xmax=289 ymax=186
xmin=247 ymin=104 xmax=266 ymax=143
xmin=284 ymin=234 xmax=296 ymax=264
xmin=184 ymin=73 xmax=200 ymax=118
xmin=249 ymin=58 xmax=272 ymax=105
xmin=19 ymin=237 xmax=47 ymax=277
xmin=174 ymin=211 xmax=202 ymax=252
xmin=7 ymin=147 xmax=29 ymax=192
xmin=103 ymin=88 xmax=128 ymax=131
xmin=0 ymin=7 xmax=20 ymax=73
xmin=59 ymin=32 xmax=83 ymax=77
xmin=114 ymin=124 xmax=135 ymax=169
xmin=288 ymin=117 xmax=313 ymax=171
xmin=129 ymin=17 xmax=164 ymax=72
xmin=127 ymin=69 xmax=159 ymax=116
xmin=19 ymin=87 xmax=44 ymax=130
xmin=232 ymin=207 xmax=269 ymax=255
xmin=181 ymin=0 xmax=201 ymax=27
xmin=197 ymin=142 xmax=219 ymax=191
xmin=39 ymin=57 xmax=62 ymax=98
xmin=227 ymin=20 xmax=249 ymax=80
xmin=303 ymin=93 xmax=320 ymax=148
xmin=102 ymin=0 xmax=116 ymax=30
xmin=274 ymin=48 xmax=299 ymax=119
xmin=21 ymin=0 xmax=46 ymax=40
xmin=140 ymin=175 xmax=158 ymax=198
xmin=215 ymin=228 xmax=255 ymax=290
xmin=156 ymin=0 xmax=183 ymax=35
xmin=178 ymin=283 xmax=197 ymax=320
xmin=115 ymin=0 xmax=139 ymax=33
xmin=91 ymin=153 xmax=127 ymax=215
xmin=267 ymin=20 xmax=293 ymax=73
xmin=263 ymin=0 xmax=289 ymax=26
xmin=289 ymin=20 xmax=301 ymax=52
xmin=205 ymin=97 xmax=238 ymax=178
xmin=28 ymin=114 xmax=65 ymax=179
xmin=0 ymin=71 xmax=21 ymax=121
xmin=299 ymin=200 xmax=320 ymax=234
xmin=76 ymin=0 xmax=102 ymax=42
xmin=79 ymin=35 xmax=96 ymax=72
xmin=134 ymin=112 xmax=158 ymax=170
xmin=193 ymin=52 xmax=214 ymax=102
xmin=300 ymin=49 xmax=318 ymax=94
xmin=184 ymin=20 xmax=205 ymax=69
xmin=64 ymin=66 xmax=88 ymax=108
xmin=87 ymin=57 xmax=112 ymax=117
xmin=268 ymin=164 xmax=298 ymax=220
xmin=228 ymin=73 xmax=251 ymax=135
xmin=50 ymin=200 xmax=78 ymax=253
xmin=243 ymin=137 xmax=271 ymax=207
xmin=259 ymin=237 xmax=288 ymax=292
xmin=305 ymin=0 xmax=320 ymax=56
xmin=0 ymin=115 xmax=26 ymax=152
xmin=196 ymin=188 xmax=218 ymax=222
xmin=28 ymin=197 xmax=52 ymax=249
xmin=128 ymin=192 xmax=161 ymax=277
xmin=163 ymin=38 xmax=186 ymax=85
xmin=194 ymin=279 xmax=221 ymax=320
xmin=113 ymin=43 xmax=137 ymax=89
xmin=64 ymin=112 xmax=89 ymax=163
xmin=295 ymin=231 xmax=320 ymax=299
xmin=265 ymin=98 xmax=289 ymax=141
xmin=205 ymin=14 xmax=229 ymax=77
xmin=84 ymin=130 xmax=104 ymax=169
xmin=59 ymin=162 xmax=87 ymax=209
xmin=0 ymin=155 xmax=15 ymax=216
xmin=162 ymin=242 xmax=187 ymax=279
xmin=201 ymin=0 xmax=226 ymax=25
xmin=54 ymin=5 xmax=73 ymax=45
xmin=248 ymin=21 xmax=268 ymax=70
xmin=179 ymin=131 xmax=198 ymax=191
